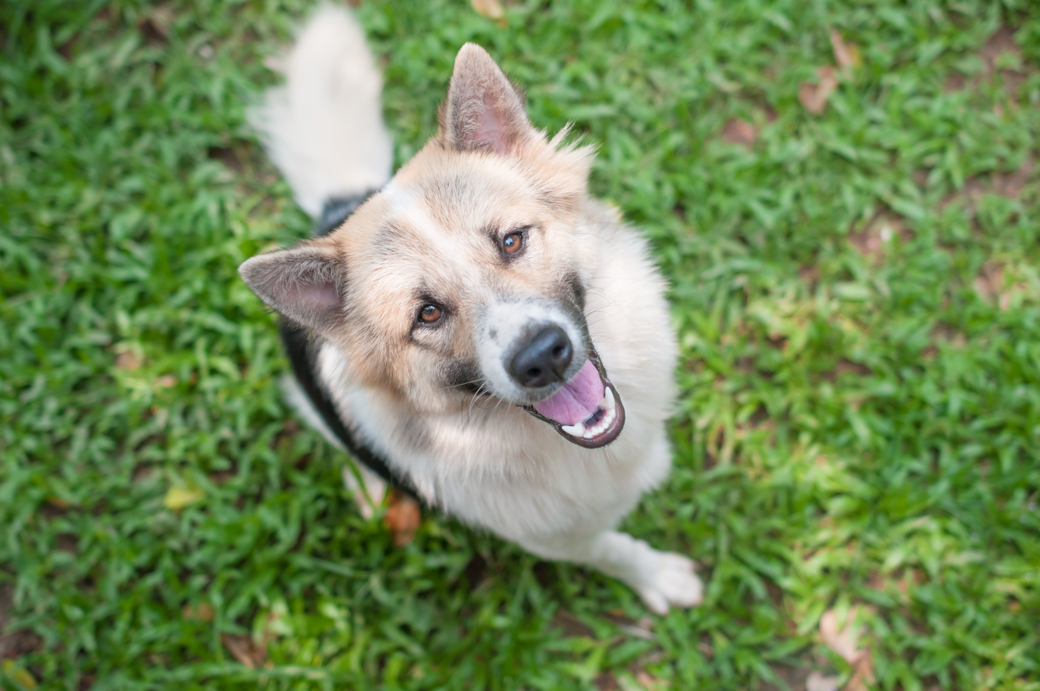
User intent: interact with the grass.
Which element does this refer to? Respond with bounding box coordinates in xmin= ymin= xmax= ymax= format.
xmin=2 ymin=0 xmax=1039 ymax=689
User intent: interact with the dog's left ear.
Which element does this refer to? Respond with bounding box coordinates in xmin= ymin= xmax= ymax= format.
xmin=439 ymin=43 xmax=533 ymax=155
xmin=238 ymin=243 xmax=346 ymax=333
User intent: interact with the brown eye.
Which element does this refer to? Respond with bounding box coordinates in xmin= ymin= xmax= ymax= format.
xmin=419 ymin=304 xmax=442 ymax=324
xmin=502 ymin=231 xmax=524 ymax=255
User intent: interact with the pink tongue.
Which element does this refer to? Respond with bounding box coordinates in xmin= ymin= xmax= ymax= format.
xmin=534 ymin=360 xmax=605 ymax=425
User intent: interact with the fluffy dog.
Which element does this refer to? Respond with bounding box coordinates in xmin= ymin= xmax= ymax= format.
xmin=240 ymin=6 xmax=702 ymax=613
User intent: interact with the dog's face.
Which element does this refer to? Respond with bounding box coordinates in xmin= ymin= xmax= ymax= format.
xmin=241 ymin=44 xmax=625 ymax=447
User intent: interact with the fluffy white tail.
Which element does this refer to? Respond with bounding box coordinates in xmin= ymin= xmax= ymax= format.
xmin=250 ymin=5 xmax=393 ymax=217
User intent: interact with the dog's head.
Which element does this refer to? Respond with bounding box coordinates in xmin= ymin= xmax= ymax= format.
xmin=241 ymin=44 xmax=625 ymax=448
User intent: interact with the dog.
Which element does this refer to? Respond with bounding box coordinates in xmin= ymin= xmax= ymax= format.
xmin=239 ymin=6 xmax=703 ymax=614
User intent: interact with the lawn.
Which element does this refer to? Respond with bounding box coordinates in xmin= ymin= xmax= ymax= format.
xmin=2 ymin=0 xmax=1039 ymax=689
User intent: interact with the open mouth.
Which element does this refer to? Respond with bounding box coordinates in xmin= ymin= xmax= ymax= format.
xmin=522 ymin=351 xmax=626 ymax=448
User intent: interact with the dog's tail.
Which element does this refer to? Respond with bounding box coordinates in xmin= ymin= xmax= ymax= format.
xmin=250 ymin=5 xmax=392 ymax=218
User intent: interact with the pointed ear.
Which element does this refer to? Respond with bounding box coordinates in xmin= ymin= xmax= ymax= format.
xmin=439 ymin=43 xmax=534 ymax=155
xmin=239 ymin=244 xmax=344 ymax=332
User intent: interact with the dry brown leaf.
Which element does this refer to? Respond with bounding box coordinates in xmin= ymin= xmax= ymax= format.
xmin=819 ymin=606 xmax=875 ymax=691
xmin=829 ymin=30 xmax=862 ymax=75
xmin=221 ymin=633 xmax=266 ymax=669
xmin=799 ymin=67 xmax=839 ymax=115
xmin=384 ymin=490 xmax=421 ymax=546
xmin=155 ymin=375 xmax=177 ymax=388
xmin=115 ymin=351 xmax=143 ymax=371
xmin=807 ymin=671 xmax=840 ymax=691
xmin=471 ymin=0 xmax=506 ymax=24
xmin=183 ymin=603 xmax=214 ymax=622
xmin=721 ymin=118 xmax=758 ymax=147
xmin=634 ymin=670 xmax=669 ymax=690
xmin=820 ymin=606 xmax=861 ymax=662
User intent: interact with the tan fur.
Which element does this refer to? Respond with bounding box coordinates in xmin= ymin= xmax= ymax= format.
xmin=240 ymin=21 xmax=703 ymax=613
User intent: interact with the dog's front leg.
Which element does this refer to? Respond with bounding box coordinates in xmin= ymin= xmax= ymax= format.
xmin=519 ymin=530 xmax=703 ymax=614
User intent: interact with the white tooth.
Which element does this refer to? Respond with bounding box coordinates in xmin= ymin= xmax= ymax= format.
xmin=600 ymin=388 xmax=616 ymax=410
xmin=562 ymin=422 xmax=585 ymax=437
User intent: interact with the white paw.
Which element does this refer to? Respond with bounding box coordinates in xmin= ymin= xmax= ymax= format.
xmin=635 ymin=552 xmax=703 ymax=615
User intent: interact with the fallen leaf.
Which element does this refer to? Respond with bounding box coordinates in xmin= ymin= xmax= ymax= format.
xmin=807 ymin=671 xmax=840 ymax=691
xmin=221 ymin=633 xmax=266 ymax=669
xmin=721 ymin=118 xmax=757 ymax=147
xmin=384 ymin=490 xmax=421 ymax=546
xmin=471 ymin=0 xmax=506 ymax=24
xmin=819 ymin=606 xmax=875 ymax=691
xmin=634 ymin=670 xmax=668 ymax=690
xmin=183 ymin=603 xmax=215 ymax=621
xmin=155 ymin=375 xmax=177 ymax=388
xmin=799 ymin=66 xmax=839 ymax=115
xmin=829 ymin=30 xmax=862 ymax=75
xmin=115 ymin=351 xmax=143 ymax=371
xmin=164 ymin=484 xmax=204 ymax=510
xmin=1 ymin=660 xmax=37 ymax=689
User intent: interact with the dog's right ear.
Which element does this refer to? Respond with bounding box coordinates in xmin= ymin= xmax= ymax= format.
xmin=239 ymin=244 xmax=345 ymax=332
xmin=439 ymin=43 xmax=534 ymax=155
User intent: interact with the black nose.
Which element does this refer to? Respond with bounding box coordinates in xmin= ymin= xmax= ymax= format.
xmin=507 ymin=326 xmax=573 ymax=388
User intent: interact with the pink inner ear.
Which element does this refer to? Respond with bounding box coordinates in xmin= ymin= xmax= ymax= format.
xmin=474 ymin=106 xmax=513 ymax=155
xmin=290 ymin=280 xmax=339 ymax=311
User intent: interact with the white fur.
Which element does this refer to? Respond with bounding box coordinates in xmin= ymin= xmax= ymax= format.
xmin=249 ymin=5 xmax=393 ymax=216
xmin=255 ymin=8 xmax=702 ymax=613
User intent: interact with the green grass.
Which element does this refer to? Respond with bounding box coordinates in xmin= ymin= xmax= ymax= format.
xmin=2 ymin=0 xmax=1040 ymax=689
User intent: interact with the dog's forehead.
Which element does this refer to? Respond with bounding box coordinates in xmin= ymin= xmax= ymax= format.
xmin=383 ymin=154 xmax=539 ymax=234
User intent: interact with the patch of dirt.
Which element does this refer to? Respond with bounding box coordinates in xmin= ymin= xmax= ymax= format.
xmin=940 ymin=154 xmax=1035 ymax=218
xmin=848 ymin=211 xmax=912 ymax=261
xmin=0 ymin=584 xmax=42 ymax=660
xmin=594 ymin=672 xmax=619 ymax=690
xmin=721 ymin=118 xmax=758 ymax=148
xmin=550 ymin=609 xmax=595 ymax=638
xmin=207 ymin=145 xmax=245 ymax=173
xmin=464 ymin=553 xmax=488 ymax=591
xmin=928 ymin=324 xmax=967 ymax=353
xmin=973 ymin=261 xmax=1027 ymax=311
xmin=532 ymin=560 xmax=555 ymax=588
xmin=945 ymin=25 xmax=1031 ymax=97
xmin=138 ymin=6 xmax=174 ymax=46
xmin=820 ymin=359 xmax=872 ymax=383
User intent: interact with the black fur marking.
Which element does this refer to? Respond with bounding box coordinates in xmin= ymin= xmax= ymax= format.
xmin=317 ymin=192 xmax=376 ymax=237
xmin=444 ymin=358 xmax=482 ymax=394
